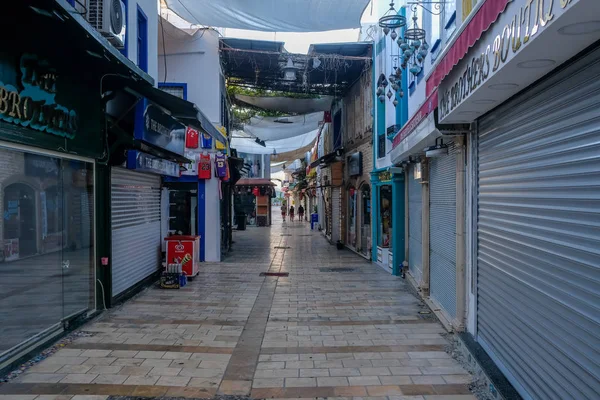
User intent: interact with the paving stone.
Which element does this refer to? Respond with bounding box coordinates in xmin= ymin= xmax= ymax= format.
xmin=284 ymin=377 xmax=318 ymax=387
xmin=92 ymin=374 xmax=129 ymax=384
xmin=155 ymin=375 xmax=191 ymax=386
xmin=348 ymin=375 xmax=382 ymax=386
xmin=316 ymin=376 xmax=349 ymax=387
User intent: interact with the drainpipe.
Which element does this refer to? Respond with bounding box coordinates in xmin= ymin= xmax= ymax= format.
xmin=421 ymin=158 xmax=430 ymax=296
xmin=455 ymin=135 xmax=467 ymax=331
xmin=404 ymin=168 xmax=409 ymax=263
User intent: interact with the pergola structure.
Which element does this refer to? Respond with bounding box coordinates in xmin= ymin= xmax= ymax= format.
xmin=220 ymin=39 xmax=372 ymax=97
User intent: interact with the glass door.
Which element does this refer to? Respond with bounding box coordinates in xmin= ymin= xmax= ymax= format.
xmin=61 ymin=160 xmax=94 ymax=321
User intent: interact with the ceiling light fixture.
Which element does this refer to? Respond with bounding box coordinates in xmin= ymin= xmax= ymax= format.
xmin=558 ymin=21 xmax=600 ymax=35
xmin=424 ymin=137 xmax=448 ymax=158
xmin=517 ymin=59 xmax=556 ymax=68
xmin=282 ymin=57 xmax=300 ymax=81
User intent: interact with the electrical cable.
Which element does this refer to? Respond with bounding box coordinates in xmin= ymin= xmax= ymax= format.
xmin=160 ymin=16 xmax=168 ymax=83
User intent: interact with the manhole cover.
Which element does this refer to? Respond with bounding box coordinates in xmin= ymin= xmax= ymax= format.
xmin=260 ymin=272 xmax=289 ymax=277
xmin=274 ymin=246 xmax=291 ymax=249
xmin=319 ymin=267 xmax=355 ymax=272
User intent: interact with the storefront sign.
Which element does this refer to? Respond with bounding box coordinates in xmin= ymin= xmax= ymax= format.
xmin=135 ymin=99 xmax=186 ymax=156
xmin=127 ymin=150 xmax=181 ymax=177
xmin=378 ymin=171 xmax=392 ymax=182
xmin=0 ymin=54 xmax=78 ymax=138
xmin=439 ymin=0 xmax=579 ymax=120
xmin=347 ymin=152 xmax=362 ymax=176
xmin=393 ymin=90 xmax=438 ymax=149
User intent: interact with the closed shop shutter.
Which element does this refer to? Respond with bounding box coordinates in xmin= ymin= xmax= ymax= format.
xmin=429 ymin=142 xmax=457 ymax=318
xmin=408 ymin=164 xmax=423 ymax=283
xmin=332 ymin=187 xmax=341 ymax=243
xmin=476 ymin=47 xmax=600 ymax=400
xmin=111 ymin=168 xmax=161 ymax=297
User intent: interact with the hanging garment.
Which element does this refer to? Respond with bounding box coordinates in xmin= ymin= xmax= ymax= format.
xmin=201 ymin=133 xmax=213 ymax=149
xmin=215 ymin=153 xmax=227 ymax=178
xmin=186 ymin=127 xmax=199 ymax=148
xmin=198 ymin=153 xmax=211 ymax=179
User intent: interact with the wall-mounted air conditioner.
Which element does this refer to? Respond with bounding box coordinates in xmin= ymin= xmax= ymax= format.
xmin=86 ymin=0 xmax=126 ymax=49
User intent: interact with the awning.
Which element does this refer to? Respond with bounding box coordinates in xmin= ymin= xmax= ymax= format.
xmin=235 ymin=94 xmax=334 ymax=114
xmin=426 ymin=0 xmax=510 ymax=96
xmin=310 ymin=148 xmax=344 ymax=168
xmin=110 ymin=76 xmax=227 ymax=144
xmin=165 ymin=0 xmax=370 ymax=32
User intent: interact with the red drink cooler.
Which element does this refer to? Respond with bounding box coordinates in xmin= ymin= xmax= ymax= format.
xmin=165 ymin=235 xmax=200 ymax=277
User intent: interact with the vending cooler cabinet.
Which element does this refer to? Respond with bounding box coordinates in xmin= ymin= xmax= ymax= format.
xmin=165 ymin=235 xmax=200 ymax=277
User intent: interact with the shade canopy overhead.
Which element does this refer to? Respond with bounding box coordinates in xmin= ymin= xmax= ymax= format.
xmin=244 ymin=112 xmax=323 ymax=141
xmin=221 ymin=39 xmax=372 ymax=96
xmin=164 ymin=0 xmax=371 ymax=32
xmin=234 ymin=94 xmax=334 ymax=114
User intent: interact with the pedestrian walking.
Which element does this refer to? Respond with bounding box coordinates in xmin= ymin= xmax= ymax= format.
xmin=281 ymin=205 xmax=286 ymax=221
xmin=289 ymin=205 xmax=295 ymax=221
xmin=298 ymin=205 xmax=304 ymax=221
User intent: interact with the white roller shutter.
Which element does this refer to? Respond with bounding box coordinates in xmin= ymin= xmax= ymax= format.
xmin=476 ymin=47 xmax=600 ymax=399
xmin=111 ymin=168 xmax=162 ymax=297
xmin=408 ymin=164 xmax=423 ymax=283
xmin=429 ymin=142 xmax=457 ymax=319
xmin=332 ymin=187 xmax=341 ymax=243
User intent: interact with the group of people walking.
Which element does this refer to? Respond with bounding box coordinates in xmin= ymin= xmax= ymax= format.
xmin=281 ymin=204 xmax=304 ymax=222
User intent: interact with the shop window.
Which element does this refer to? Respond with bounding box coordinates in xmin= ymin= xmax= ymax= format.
xmin=137 ymin=6 xmax=148 ymax=72
xmin=378 ymin=133 xmax=386 ymax=158
xmin=0 ymin=148 xmax=94 ymax=357
xmin=378 ymin=185 xmax=392 ymax=248
xmin=159 ymin=83 xmax=187 ymax=100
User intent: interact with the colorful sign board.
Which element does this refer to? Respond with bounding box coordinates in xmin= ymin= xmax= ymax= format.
xmin=135 ymin=99 xmax=186 ymax=156
xmin=127 ymin=150 xmax=180 ymax=177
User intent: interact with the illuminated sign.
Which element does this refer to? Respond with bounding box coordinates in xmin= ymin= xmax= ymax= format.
xmin=0 ymin=54 xmax=78 ymax=138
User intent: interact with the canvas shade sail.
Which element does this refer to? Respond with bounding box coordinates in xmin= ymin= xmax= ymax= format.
xmin=235 ymin=94 xmax=334 ymax=114
xmin=231 ymin=128 xmax=319 ymax=154
xmin=165 ymin=0 xmax=371 ymax=32
xmin=245 ymin=112 xmax=323 ymax=141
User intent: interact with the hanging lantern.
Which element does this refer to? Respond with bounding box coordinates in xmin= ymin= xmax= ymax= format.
xmin=392 ymin=83 xmax=400 ymax=91
xmin=399 ymin=89 xmax=405 ymax=98
xmin=393 ymin=99 xmax=399 ymax=107
xmin=376 ymin=86 xmax=384 ymax=96
xmin=383 ymin=26 xmax=390 ymax=35
xmin=378 ymin=94 xmax=386 ymax=103
xmin=395 ymin=68 xmax=402 ymax=79
xmin=390 ymin=29 xmax=398 ymax=40
xmin=387 ymin=89 xmax=393 ymax=99
xmin=410 ymin=65 xmax=422 ymax=76
xmin=403 ymin=50 xmax=412 ymax=58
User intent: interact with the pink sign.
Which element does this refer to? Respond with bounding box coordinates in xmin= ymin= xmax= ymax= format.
xmin=392 ymin=90 xmax=438 ymax=149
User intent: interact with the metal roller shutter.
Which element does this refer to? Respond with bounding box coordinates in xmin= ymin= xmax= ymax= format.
xmin=332 ymin=187 xmax=341 ymax=243
xmin=476 ymin=47 xmax=600 ymax=400
xmin=408 ymin=164 xmax=423 ymax=283
xmin=111 ymin=168 xmax=162 ymax=297
xmin=429 ymin=142 xmax=457 ymax=318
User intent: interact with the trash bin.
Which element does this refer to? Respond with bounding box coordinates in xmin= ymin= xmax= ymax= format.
xmin=236 ymin=213 xmax=247 ymax=230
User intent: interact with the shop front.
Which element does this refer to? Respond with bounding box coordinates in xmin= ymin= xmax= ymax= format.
xmin=370 ymin=169 xmax=403 ymax=274
xmin=0 ymin=40 xmax=103 ymax=367
xmin=234 ymin=178 xmax=275 ymax=227
xmin=435 ymin=0 xmax=600 ymax=397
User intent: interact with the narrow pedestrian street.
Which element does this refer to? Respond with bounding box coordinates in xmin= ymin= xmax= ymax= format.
xmin=0 ymin=211 xmax=475 ymax=400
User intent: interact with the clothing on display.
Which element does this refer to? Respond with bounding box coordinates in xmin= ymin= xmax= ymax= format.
xmin=201 ymin=133 xmax=212 ymax=149
xmin=215 ymin=152 xmax=227 ymax=178
xmin=198 ymin=153 xmax=211 ymax=179
xmin=185 ymin=127 xmax=199 ymax=148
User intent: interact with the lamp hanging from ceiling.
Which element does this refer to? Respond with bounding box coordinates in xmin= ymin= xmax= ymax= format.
xmin=282 ymin=57 xmax=300 ymax=81
xmin=378 ymin=1 xmax=446 ymax=106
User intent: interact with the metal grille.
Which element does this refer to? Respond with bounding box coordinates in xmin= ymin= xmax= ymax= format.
xmin=332 ymin=187 xmax=341 ymax=243
xmin=476 ymin=47 xmax=600 ymax=400
xmin=408 ymin=164 xmax=423 ymax=283
xmin=111 ymin=168 xmax=161 ymax=297
xmin=429 ymin=141 xmax=457 ymax=318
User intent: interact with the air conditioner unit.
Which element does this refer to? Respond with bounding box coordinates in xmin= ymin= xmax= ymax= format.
xmin=86 ymin=0 xmax=126 ymax=49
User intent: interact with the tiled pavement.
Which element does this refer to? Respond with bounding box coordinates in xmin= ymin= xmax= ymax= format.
xmin=0 ymin=211 xmax=477 ymax=400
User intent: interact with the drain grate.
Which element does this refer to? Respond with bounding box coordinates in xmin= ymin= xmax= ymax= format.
xmin=319 ymin=267 xmax=356 ymax=272
xmin=274 ymin=246 xmax=291 ymax=249
xmin=260 ymin=272 xmax=289 ymax=277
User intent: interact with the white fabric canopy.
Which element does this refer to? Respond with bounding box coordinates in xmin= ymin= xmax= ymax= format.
xmin=245 ymin=112 xmax=323 ymax=141
xmin=165 ymin=0 xmax=371 ymax=32
xmin=236 ymin=95 xmax=334 ymax=114
xmin=231 ymin=128 xmax=319 ymax=154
